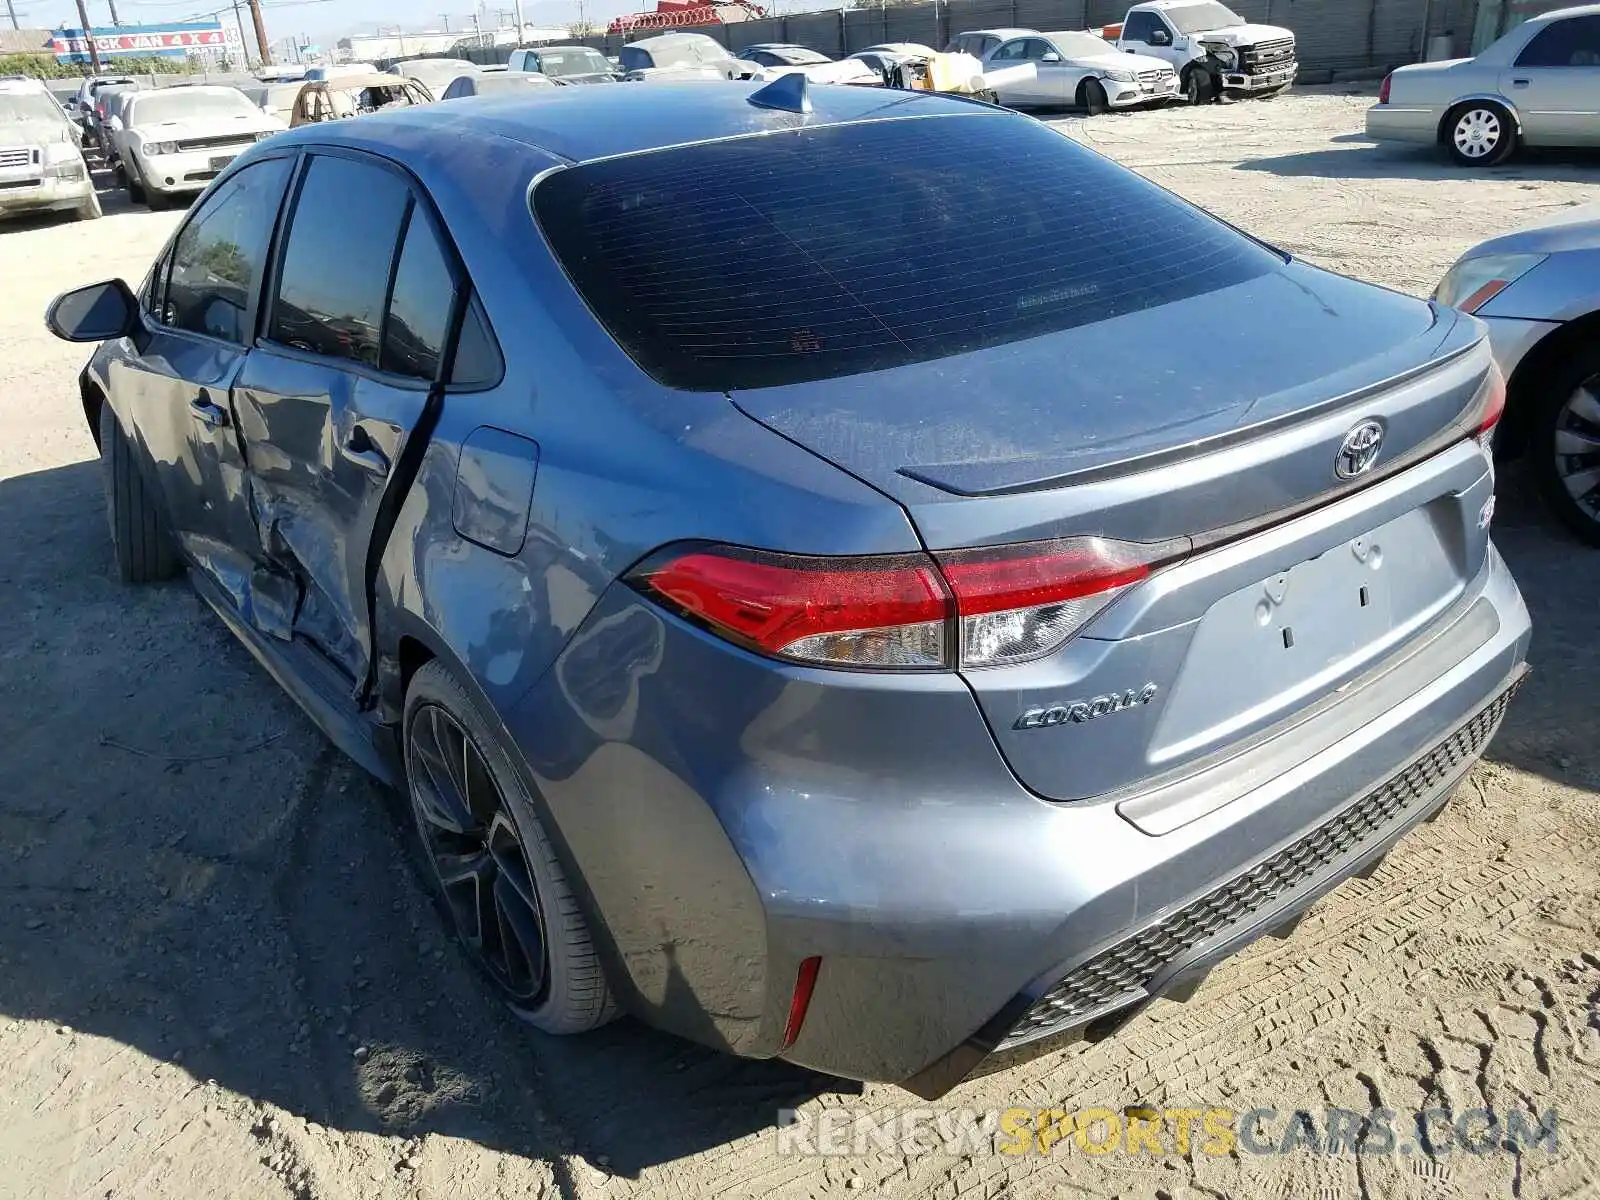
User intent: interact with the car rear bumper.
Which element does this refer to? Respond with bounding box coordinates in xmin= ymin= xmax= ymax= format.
xmin=507 ymin=539 xmax=1529 ymax=1091
xmin=1367 ymin=103 xmax=1442 ymax=143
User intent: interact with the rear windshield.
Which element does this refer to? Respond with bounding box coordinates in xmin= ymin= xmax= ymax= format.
xmin=538 ymin=47 xmax=609 ymax=76
xmin=533 ymin=114 xmax=1279 ymax=391
xmin=619 ymin=46 xmax=653 ymax=70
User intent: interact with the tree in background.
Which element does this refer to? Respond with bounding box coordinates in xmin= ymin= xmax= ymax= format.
xmin=0 ymin=52 xmax=198 ymax=80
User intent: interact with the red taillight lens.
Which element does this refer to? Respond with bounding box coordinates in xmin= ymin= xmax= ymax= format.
xmin=631 ymin=537 xmax=1184 ymax=671
xmin=937 ymin=536 xmax=1187 ymax=668
xmin=1379 ymin=72 xmax=1392 ymax=104
xmin=631 ymin=544 xmax=953 ymax=669
xmin=1473 ymin=363 xmax=1507 ymax=450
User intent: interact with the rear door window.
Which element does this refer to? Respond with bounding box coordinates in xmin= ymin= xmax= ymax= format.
xmin=269 ymin=154 xmax=409 ymax=367
xmin=1121 ymin=11 xmax=1162 ymax=41
xmin=533 ymin=113 xmax=1279 ymax=391
xmin=1516 ymin=15 xmax=1600 ymax=66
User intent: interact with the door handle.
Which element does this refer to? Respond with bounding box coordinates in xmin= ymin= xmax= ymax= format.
xmin=341 ymin=426 xmax=390 ymax=477
xmin=1512 ymin=77 xmax=1530 ymax=87
xmin=189 ymin=391 xmax=229 ymax=428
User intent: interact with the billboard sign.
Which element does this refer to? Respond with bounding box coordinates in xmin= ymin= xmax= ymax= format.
xmin=51 ymin=21 xmax=227 ymax=63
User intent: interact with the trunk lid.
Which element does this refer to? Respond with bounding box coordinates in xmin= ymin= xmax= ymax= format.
xmin=732 ymin=264 xmax=1498 ymax=804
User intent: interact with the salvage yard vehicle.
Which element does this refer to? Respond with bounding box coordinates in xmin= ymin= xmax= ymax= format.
xmin=390 ymin=56 xmax=481 ymax=98
xmin=1109 ymin=0 xmax=1297 ymax=103
xmin=1368 ymin=4 xmax=1600 ymax=167
xmin=735 ymin=43 xmax=833 ymax=68
xmin=440 ymin=72 xmax=558 ymax=99
xmin=45 ymin=79 xmax=1529 ymax=1099
xmin=113 ymin=85 xmax=285 ymax=210
xmin=288 ymin=75 xmax=432 ymax=126
xmin=506 ymin=45 xmax=617 ymax=84
xmin=976 ymin=29 xmax=1179 ymax=111
xmin=0 ymin=79 xmax=99 ymax=222
xmin=1435 ymin=205 xmax=1600 ymax=544
xmin=619 ymin=32 xmax=752 ymax=81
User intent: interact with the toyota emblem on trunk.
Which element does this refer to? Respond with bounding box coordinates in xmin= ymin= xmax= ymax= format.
xmin=1335 ymin=420 xmax=1385 ymax=480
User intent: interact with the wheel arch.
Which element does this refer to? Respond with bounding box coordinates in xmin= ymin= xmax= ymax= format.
xmin=1499 ymin=309 xmax=1600 ymax=458
xmin=1437 ymin=94 xmax=1522 ymax=143
xmin=80 ymin=372 xmax=105 ymax=451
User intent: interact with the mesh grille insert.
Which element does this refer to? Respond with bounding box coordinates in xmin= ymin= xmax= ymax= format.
xmin=1001 ymin=684 xmax=1517 ymax=1049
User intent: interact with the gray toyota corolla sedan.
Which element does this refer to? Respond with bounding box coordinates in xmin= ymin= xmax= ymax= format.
xmin=46 ymin=80 xmax=1530 ymax=1097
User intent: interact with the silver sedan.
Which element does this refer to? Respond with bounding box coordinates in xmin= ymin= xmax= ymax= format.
xmin=1367 ymin=4 xmax=1600 ymax=166
xmin=1436 ymin=205 xmax=1600 ymax=543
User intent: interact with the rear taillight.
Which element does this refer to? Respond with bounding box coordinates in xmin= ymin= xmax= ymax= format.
xmin=1473 ymin=363 xmax=1507 ymax=451
xmin=1378 ymin=72 xmax=1392 ymax=104
xmin=936 ymin=536 xmax=1185 ymax=668
xmin=629 ymin=536 xmax=1185 ymax=671
xmin=631 ymin=544 xmax=952 ymax=669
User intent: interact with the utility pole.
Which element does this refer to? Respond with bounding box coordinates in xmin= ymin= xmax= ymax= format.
xmin=511 ymin=0 xmax=524 ymax=43
xmin=74 ymin=0 xmax=102 ymax=71
xmin=4 ymin=0 xmax=19 ymax=32
xmin=233 ymin=0 xmax=251 ymax=66
xmin=247 ymin=0 xmax=273 ymax=65
xmin=106 ymin=0 xmax=120 ymax=25
xmin=441 ymin=13 xmax=449 ymax=31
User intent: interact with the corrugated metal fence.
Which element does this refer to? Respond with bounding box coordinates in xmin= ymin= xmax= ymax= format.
xmin=448 ymin=0 xmax=1497 ymax=81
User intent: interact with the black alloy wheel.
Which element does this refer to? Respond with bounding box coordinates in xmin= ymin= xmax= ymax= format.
xmin=406 ymin=702 xmax=548 ymax=1003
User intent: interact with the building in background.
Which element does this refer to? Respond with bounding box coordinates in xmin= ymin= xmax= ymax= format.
xmin=446 ymin=24 xmax=571 ymax=50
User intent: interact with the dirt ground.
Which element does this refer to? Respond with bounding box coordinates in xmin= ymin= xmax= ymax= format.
xmin=2 ymin=90 xmax=1599 ymax=1200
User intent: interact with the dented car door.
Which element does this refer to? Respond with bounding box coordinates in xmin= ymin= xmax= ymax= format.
xmin=231 ymin=149 xmax=454 ymax=686
xmin=109 ymin=153 xmax=294 ymax=608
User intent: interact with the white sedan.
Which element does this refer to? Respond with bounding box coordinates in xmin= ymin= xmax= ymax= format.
xmin=980 ymin=30 xmax=1179 ymax=111
xmin=112 ymin=85 xmax=285 ymax=209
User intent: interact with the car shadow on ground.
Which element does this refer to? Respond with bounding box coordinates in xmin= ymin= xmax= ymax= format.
xmin=1237 ymin=141 xmax=1600 ymax=182
xmin=0 ymin=458 xmax=854 ymax=1180
xmin=0 ymin=453 xmax=1589 ymax=1177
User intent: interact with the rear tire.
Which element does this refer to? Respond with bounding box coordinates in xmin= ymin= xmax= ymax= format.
xmin=1445 ymin=101 xmax=1516 ymax=167
xmin=403 ymin=660 xmax=618 ymax=1034
xmin=1529 ymin=345 xmax=1600 ymax=547
xmin=99 ymin=402 xmax=181 ymax=584
xmin=1081 ymin=78 xmax=1110 ymax=116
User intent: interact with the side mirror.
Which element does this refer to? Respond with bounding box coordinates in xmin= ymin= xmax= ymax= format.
xmin=1041 ymin=51 xmax=1062 ymax=63
xmin=45 ymin=279 xmax=139 ymax=343
xmin=1149 ymin=28 xmax=1172 ymax=46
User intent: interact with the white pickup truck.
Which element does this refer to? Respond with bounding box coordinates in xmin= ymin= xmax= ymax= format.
xmin=1106 ymin=0 xmax=1296 ymax=104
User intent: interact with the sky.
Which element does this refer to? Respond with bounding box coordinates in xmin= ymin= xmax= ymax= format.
xmin=9 ymin=0 xmax=673 ymax=49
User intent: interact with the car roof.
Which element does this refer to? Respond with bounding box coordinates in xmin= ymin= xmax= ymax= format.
xmin=955 ymin=28 xmax=1034 ymax=39
xmin=1530 ymin=3 xmax=1600 ymax=20
xmin=0 ymin=78 xmax=51 ymax=94
xmin=271 ymin=77 xmax=998 ymax=166
xmin=131 ymin=84 xmax=247 ymax=101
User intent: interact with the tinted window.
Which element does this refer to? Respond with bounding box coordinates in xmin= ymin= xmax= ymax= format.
xmin=165 ymin=157 xmax=292 ymax=343
xmin=1021 ymin=39 xmax=1052 ymax=59
xmin=534 ymin=115 xmax=1278 ymax=391
xmin=1517 ymin=16 xmax=1600 ymax=66
xmin=1121 ymin=11 xmax=1162 ymax=41
xmin=992 ymin=40 xmax=1029 ymax=60
xmin=271 ymin=155 xmax=409 ymax=368
xmin=383 ymin=211 xmax=454 ymax=380
xmin=620 ymin=46 xmax=653 ymax=70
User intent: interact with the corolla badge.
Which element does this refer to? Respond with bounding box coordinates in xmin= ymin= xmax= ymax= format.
xmin=1014 ymin=684 xmax=1159 ymax=730
xmin=1335 ymin=420 xmax=1386 ymax=480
